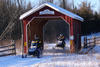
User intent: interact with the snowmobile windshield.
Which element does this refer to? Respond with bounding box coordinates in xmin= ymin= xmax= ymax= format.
xmin=31 ymin=41 xmax=38 ymax=46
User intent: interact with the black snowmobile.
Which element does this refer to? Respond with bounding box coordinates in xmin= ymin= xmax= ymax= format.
xmin=56 ymin=35 xmax=66 ymax=49
xmin=28 ymin=40 xmax=42 ymax=58
xmin=56 ymin=39 xmax=65 ymax=49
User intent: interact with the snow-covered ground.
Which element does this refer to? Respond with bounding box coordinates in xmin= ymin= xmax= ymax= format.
xmin=0 ymin=44 xmax=100 ymax=67
xmin=0 ymin=33 xmax=100 ymax=67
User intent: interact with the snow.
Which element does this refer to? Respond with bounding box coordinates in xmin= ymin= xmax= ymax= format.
xmin=0 ymin=43 xmax=100 ymax=67
xmin=20 ymin=3 xmax=84 ymax=22
xmin=0 ymin=55 xmax=52 ymax=67
xmin=94 ymin=46 xmax=100 ymax=53
xmin=0 ymin=51 xmax=100 ymax=67
xmin=1 ymin=33 xmax=100 ymax=67
xmin=33 ymin=54 xmax=100 ymax=67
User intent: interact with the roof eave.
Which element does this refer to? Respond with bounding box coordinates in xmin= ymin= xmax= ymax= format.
xmin=19 ymin=3 xmax=84 ymax=22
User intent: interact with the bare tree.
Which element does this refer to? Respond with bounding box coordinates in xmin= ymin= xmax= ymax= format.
xmin=45 ymin=0 xmax=53 ymax=3
xmin=61 ymin=0 xmax=66 ymax=9
xmin=0 ymin=0 xmax=32 ymax=40
xmin=59 ymin=0 xmax=71 ymax=11
xmin=38 ymin=0 xmax=53 ymax=5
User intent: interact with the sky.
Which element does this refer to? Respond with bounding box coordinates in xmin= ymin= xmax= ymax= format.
xmin=28 ymin=0 xmax=99 ymax=13
xmin=74 ymin=0 xmax=99 ymax=12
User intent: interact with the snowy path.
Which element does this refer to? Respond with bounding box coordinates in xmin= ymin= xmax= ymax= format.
xmin=33 ymin=45 xmax=100 ymax=67
xmin=0 ymin=54 xmax=100 ymax=67
xmin=0 ymin=55 xmax=52 ymax=67
xmin=33 ymin=54 xmax=100 ymax=67
xmin=0 ymin=45 xmax=100 ymax=67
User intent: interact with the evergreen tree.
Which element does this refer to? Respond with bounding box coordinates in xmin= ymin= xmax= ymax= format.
xmin=77 ymin=1 xmax=100 ymax=35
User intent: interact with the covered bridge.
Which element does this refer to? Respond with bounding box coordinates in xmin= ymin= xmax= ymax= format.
xmin=20 ymin=3 xmax=84 ymax=56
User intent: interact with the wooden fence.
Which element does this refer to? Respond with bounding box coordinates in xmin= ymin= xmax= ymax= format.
xmin=0 ymin=44 xmax=16 ymax=57
xmin=79 ymin=36 xmax=100 ymax=54
xmin=83 ymin=36 xmax=100 ymax=48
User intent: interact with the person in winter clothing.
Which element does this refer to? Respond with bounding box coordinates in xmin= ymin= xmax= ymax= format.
xmin=56 ymin=34 xmax=65 ymax=49
xmin=32 ymin=34 xmax=42 ymax=49
xmin=29 ymin=34 xmax=42 ymax=58
xmin=57 ymin=34 xmax=65 ymax=41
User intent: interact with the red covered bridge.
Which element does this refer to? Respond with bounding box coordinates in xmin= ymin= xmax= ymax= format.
xmin=20 ymin=3 xmax=84 ymax=56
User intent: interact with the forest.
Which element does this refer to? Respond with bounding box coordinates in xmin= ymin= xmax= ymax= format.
xmin=0 ymin=0 xmax=100 ymax=40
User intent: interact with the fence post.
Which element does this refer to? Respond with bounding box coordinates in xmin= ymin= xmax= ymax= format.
xmin=11 ymin=40 xmax=16 ymax=55
xmin=84 ymin=36 xmax=87 ymax=48
xmin=93 ymin=36 xmax=96 ymax=46
xmin=13 ymin=44 xmax=16 ymax=55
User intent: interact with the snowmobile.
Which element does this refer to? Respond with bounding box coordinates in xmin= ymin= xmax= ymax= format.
xmin=56 ymin=40 xmax=65 ymax=49
xmin=28 ymin=40 xmax=42 ymax=58
xmin=55 ymin=34 xmax=66 ymax=49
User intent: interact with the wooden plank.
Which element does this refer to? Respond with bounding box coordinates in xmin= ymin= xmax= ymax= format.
xmin=87 ymin=42 xmax=94 ymax=44
xmin=85 ymin=45 xmax=96 ymax=54
xmin=0 ymin=48 xmax=15 ymax=53
xmin=95 ymin=36 xmax=100 ymax=39
xmin=87 ymin=42 xmax=100 ymax=44
xmin=0 ymin=53 xmax=16 ymax=57
xmin=87 ymin=38 xmax=93 ymax=40
xmin=96 ymin=42 xmax=100 ymax=44
xmin=79 ymin=45 xmax=95 ymax=54
xmin=0 ymin=44 xmax=15 ymax=48
xmin=96 ymin=40 xmax=100 ymax=42
xmin=0 ymin=44 xmax=16 ymax=57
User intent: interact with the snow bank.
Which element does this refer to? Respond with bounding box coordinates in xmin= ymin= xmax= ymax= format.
xmin=0 ymin=35 xmax=100 ymax=67
xmin=33 ymin=54 xmax=100 ymax=67
xmin=0 ymin=53 xmax=100 ymax=67
xmin=93 ymin=46 xmax=100 ymax=53
xmin=0 ymin=55 xmax=52 ymax=67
